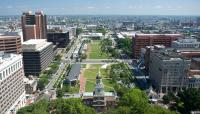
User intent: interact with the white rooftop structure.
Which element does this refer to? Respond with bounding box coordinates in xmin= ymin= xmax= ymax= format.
xmin=0 ymin=52 xmax=22 ymax=71
xmin=82 ymin=33 xmax=103 ymax=37
xmin=117 ymin=33 xmax=125 ymax=39
xmin=22 ymin=39 xmax=52 ymax=51
xmin=172 ymin=37 xmax=200 ymax=48
xmin=120 ymin=32 xmax=135 ymax=37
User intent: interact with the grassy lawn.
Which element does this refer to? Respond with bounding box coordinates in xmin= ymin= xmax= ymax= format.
xmin=88 ymin=41 xmax=109 ymax=59
xmin=84 ymin=64 xmax=114 ymax=92
xmin=85 ymin=79 xmax=96 ymax=92
xmin=81 ymin=64 xmax=86 ymax=68
xmin=83 ymin=64 xmax=108 ymax=78
xmin=84 ymin=69 xmax=98 ymax=79
xmin=85 ymin=79 xmax=114 ymax=92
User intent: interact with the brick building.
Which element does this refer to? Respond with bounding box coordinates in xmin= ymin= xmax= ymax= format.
xmin=21 ymin=11 xmax=47 ymax=41
xmin=132 ymin=34 xmax=182 ymax=58
xmin=0 ymin=34 xmax=22 ymax=54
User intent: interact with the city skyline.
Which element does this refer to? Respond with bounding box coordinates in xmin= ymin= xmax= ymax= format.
xmin=0 ymin=0 xmax=200 ymax=15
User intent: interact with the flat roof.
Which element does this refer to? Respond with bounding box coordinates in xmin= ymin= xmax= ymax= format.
xmin=192 ymin=58 xmax=200 ymax=62
xmin=22 ymin=39 xmax=52 ymax=51
xmin=152 ymin=49 xmax=190 ymax=61
xmin=82 ymin=92 xmax=115 ymax=97
xmin=22 ymin=39 xmax=46 ymax=45
xmin=0 ymin=52 xmax=22 ymax=71
xmin=136 ymin=33 xmax=181 ymax=36
xmin=189 ymin=75 xmax=200 ymax=79
xmin=67 ymin=64 xmax=81 ymax=81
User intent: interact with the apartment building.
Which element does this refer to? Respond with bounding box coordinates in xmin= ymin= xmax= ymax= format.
xmin=0 ymin=52 xmax=26 ymax=114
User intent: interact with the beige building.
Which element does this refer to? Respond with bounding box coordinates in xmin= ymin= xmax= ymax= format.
xmin=0 ymin=52 xmax=26 ymax=114
xmin=149 ymin=48 xmax=191 ymax=93
xmin=0 ymin=34 xmax=22 ymax=54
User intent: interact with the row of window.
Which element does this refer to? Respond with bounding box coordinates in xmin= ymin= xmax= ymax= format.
xmin=0 ymin=60 xmax=22 ymax=81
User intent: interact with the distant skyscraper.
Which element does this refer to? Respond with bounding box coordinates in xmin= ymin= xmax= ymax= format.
xmin=21 ymin=11 xmax=47 ymax=41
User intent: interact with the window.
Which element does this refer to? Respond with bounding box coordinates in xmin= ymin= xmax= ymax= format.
xmin=11 ymin=66 xmax=13 ymax=72
xmin=6 ymin=70 xmax=8 ymax=76
xmin=3 ymin=71 xmax=5 ymax=78
xmin=0 ymin=73 xmax=2 ymax=80
xmin=9 ymin=68 xmax=11 ymax=74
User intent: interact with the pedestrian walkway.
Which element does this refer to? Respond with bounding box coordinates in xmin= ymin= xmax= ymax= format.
xmin=79 ymin=70 xmax=86 ymax=93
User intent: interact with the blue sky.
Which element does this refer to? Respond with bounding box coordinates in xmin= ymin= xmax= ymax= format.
xmin=0 ymin=0 xmax=200 ymax=15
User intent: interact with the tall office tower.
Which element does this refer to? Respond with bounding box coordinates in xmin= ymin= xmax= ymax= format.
xmin=22 ymin=39 xmax=53 ymax=76
xmin=47 ymin=29 xmax=70 ymax=48
xmin=0 ymin=33 xmax=22 ymax=54
xmin=132 ymin=34 xmax=182 ymax=58
xmin=0 ymin=52 xmax=26 ymax=114
xmin=21 ymin=11 xmax=47 ymax=41
xmin=149 ymin=48 xmax=191 ymax=93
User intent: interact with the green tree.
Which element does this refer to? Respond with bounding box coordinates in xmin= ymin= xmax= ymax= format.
xmin=96 ymin=27 xmax=107 ymax=35
xmin=18 ymin=98 xmax=96 ymax=114
xmin=56 ymin=88 xmax=64 ymax=98
xmin=76 ymin=28 xmax=83 ymax=36
xmin=106 ymin=88 xmax=179 ymax=114
xmin=54 ymin=54 xmax=61 ymax=61
xmin=17 ymin=100 xmax=49 ymax=114
xmin=120 ymin=88 xmax=148 ymax=114
xmin=163 ymin=92 xmax=176 ymax=104
xmin=115 ymin=38 xmax=132 ymax=58
xmin=100 ymin=39 xmax=112 ymax=53
xmin=146 ymin=105 xmax=179 ymax=114
xmin=106 ymin=106 xmax=131 ymax=114
xmin=177 ymin=88 xmax=200 ymax=114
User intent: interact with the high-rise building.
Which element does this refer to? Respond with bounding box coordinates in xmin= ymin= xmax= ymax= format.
xmin=0 ymin=33 xmax=22 ymax=54
xmin=149 ymin=48 xmax=191 ymax=93
xmin=0 ymin=52 xmax=26 ymax=114
xmin=132 ymin=34 xmax=182 ymax=58
xmin=22 ymin=39 xmax=53 ymax=76
xmin=47 ymin=29 xmax=70 ymax=48
xmin=21 ymin=11 xmax=47 ymax=41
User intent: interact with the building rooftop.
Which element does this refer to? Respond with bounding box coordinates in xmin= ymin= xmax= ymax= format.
xmin=192 ymin=58 xmax=200 ymax=62
xmin=22 ymin=39 xmax=52 ymax=52
xmin=82 ymin=33 xmax=103 ymax=37
xmin=174 ymin=37 xmax=199 ymax=43
xmin=151 ymin=48 xmax=189 ymax=61
xmin=189 ymin=75 xmax=200 ymax=79
xmin=0 ymin=32 xmax=21 ymax=39
xmin=135 ymin=33 xmax=182 ymax=36
xmin=0 ymin=52 xmax=22 ymax=70
xmin=83 ymin=92 xmax=115 ymax=97
xmin=67 ymin=64 xmax=81 ymax=81
xmin=24 ymin=77 xmax=37 ymax=85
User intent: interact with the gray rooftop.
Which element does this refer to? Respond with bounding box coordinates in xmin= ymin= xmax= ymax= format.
xmin=151 ymin=48 xmax=189 ymax=61
xmin=67 ymin=64 xmax=81 ymax=81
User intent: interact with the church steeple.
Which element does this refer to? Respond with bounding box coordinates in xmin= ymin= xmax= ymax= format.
xmin=94 ymin=69 xmax=104 ymax=96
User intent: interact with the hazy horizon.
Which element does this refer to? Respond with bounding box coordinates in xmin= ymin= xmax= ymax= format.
xmin=0 ymin=0 xmax=200 ymax=15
